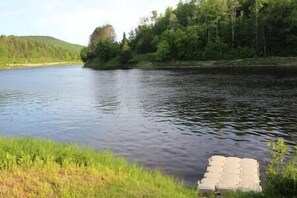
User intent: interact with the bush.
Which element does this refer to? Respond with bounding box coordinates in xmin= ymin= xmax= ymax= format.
xmin=119 ymin=49 xmax=133 ymax=64
xmin=231 ymin=46 xmax=256 ymax=59
xmin=95 ymin=39 xmax=119 ymax=62
xmin=80 ymin=47 xmax=89 ymax=63
xmin=155 ymin=40 xmax=170 ymax=62
xmin=265 ymin=138 xmax=297 ymax=197
xmin=203 ymin=39 xmax=229 ymax=60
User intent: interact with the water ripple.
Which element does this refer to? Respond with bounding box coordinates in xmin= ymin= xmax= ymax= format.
xmin=1 ymin=66 xmax=297 ymax=185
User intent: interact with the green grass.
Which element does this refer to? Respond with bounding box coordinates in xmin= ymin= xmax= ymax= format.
xmin=0 ymin=137 xmax=197 ymax=197
xmin=1 ymin=137 xmax=291 ymax=197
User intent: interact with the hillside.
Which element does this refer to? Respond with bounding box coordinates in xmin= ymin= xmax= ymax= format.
xmin=0 ymin=35 xmax=84 ymax=68
xmin=20 ymin=36 xmax=83 ymax=53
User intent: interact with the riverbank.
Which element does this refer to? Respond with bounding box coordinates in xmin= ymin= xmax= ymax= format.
xmin=1 ymin=137 xmax=295 ymax=197
xmin=142 ymin=57 xmax=297 ymax=69
xmin=84 ymin=57 xmax=297 ymax=70
xmin=0 ymin=62 xmax=82 ymax=70
xmin=0 ymin=137 xmax=197 ymax=197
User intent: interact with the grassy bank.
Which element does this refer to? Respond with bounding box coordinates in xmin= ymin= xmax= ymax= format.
xmin=84 ymin=57 xmax=297 ymax=70
xmin=0 ymin=137 xmax=294 ymax=197
xmin=0 ymin=137 xmax=196 ymax=197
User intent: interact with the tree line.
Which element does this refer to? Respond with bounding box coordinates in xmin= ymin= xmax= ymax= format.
xmin=0 ymin=35 xmax=81 ymax=65
xmin=81 ymin=0 xmax=297 ymax=68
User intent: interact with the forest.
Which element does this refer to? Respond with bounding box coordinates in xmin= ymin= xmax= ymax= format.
xmin=81 ymin=0 xmax=297 ymax=69
xmin=0 ymin=35 xmax=83 ymax=66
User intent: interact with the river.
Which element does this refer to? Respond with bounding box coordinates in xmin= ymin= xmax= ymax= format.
xmin=0 ymin=65 xmax=297 ymax=185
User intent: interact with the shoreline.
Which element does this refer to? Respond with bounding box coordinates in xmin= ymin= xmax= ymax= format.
xmin=138 ymin=63 xmax=297 ymax=70
xmin=85 ymin=57 xmax=297 ymax=70
xmin=1 ymin=61 xmax=83 ymax=70
xmin=137 ymin=57 xmax=297 ymax=69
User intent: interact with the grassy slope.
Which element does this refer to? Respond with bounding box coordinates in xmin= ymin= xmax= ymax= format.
xmin=20 ymin=36 xmax=84 ymax=53
xmin=0 ymin=137 xmax=196 ymax=197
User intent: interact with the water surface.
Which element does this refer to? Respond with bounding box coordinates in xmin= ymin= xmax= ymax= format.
xmin=1 ymin=65 xmax=297 ymax=185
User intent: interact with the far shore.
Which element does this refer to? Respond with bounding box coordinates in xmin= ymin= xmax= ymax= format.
xmin=84 ymin=56 xmax=297 ymax=70
xmin=1 ymin=61 xmax=82 ymax=70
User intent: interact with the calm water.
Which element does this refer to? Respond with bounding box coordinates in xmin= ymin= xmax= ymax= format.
xmin=1 ymin=65 xmax=297 ymax=185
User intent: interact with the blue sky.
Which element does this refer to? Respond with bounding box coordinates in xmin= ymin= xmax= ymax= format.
xmin=0 ymin=0 xmax=180 ymax=45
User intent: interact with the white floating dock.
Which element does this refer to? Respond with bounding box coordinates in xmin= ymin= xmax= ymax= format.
xmin=198 ymin=156 xmax=262 ymax=194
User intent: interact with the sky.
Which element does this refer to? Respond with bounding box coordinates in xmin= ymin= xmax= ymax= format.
xmin=0 ymin=0 xmax=180 ymax=46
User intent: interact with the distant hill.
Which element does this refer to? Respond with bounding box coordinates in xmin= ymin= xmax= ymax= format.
xmin=20 ymin=36 xmax=84 ymax=53
xmin=0 ymin=35 xmax=84 ymax=66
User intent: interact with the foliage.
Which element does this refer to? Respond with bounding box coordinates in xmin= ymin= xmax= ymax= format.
xmin=88 ymin=24 xmax=116 ymax=55
xmin=155 ymin=40 xmax=170 ymax=62
xmin=95 ymin=39 xmax=119 ymax=62
xmin=265 ymin=138 xmax=297 ymax=197
xmin=0 ymin=43 xmax=7 ymax=63
xmin=119 ymin=33 xmax=133 ymax=64
xmin=0 ymin=137 xmax=197 ymax=197
xmin=119 ymin=48 xmax=132 ymax=65
xmin=231 ymin=47 xmax=256 ymax=59
xmin=203 ymin=39 xmax=229 ymax=60
xmin=0 ymin=35 xmax=82 ymax=65
xmin=20 ymin=36 xmax=83 ymax=53
xmin=134 ymin=25 xmax=156 ymax=54
xmin=82 ymin=0 xmax=297 ymax=69
xmin=80 ymin=47 xmax=89 ymax=63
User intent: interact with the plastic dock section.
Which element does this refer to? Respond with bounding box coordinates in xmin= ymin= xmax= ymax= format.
xmin=198 ymin=156 xmax=262 ymax=194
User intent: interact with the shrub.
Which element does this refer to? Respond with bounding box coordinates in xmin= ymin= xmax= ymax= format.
xmin=155 ymin=40 xmax=170 ymax=62
xmin=128 ymin=53 xmax=154 ymax=65
xmin=231 ymin=46 xmax=256 ymax=59
xmin=203 ymin=39 xmax=229 ymax=60
xmin=80 ymin=47 xmax=89 ymax=63
xmin=95 ymin=39 xmax=119 ymax=62
xmin=265 ymin=138 xmax=297 ymax=197
xmin=119 ymin=49 xmax=133 ymax=64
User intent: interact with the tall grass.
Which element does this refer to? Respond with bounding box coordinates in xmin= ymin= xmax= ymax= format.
xmin=0 ymin=137 xmax=197 ymax=197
